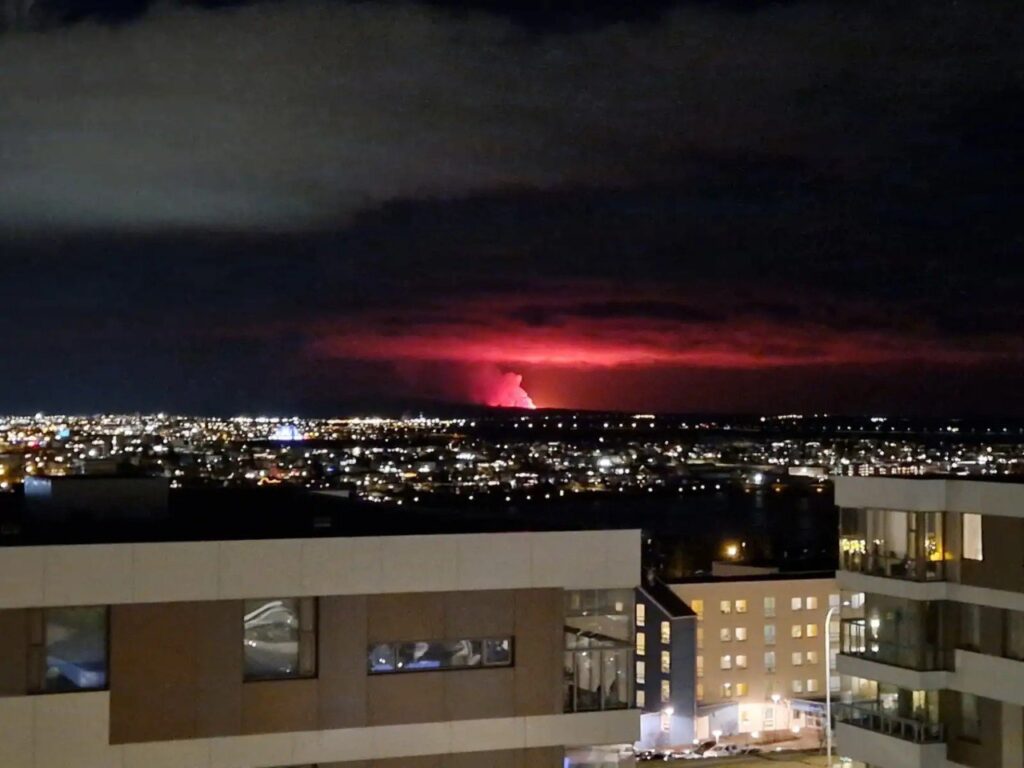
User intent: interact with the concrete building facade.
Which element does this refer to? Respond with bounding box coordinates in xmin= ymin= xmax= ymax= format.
xmin=0 ymin=528 xmax=641 ymax=768
xmin=834 ymin=477 xmax=1024 ymax=768
xmin=669 ymin=572 xmax=840 ymax=741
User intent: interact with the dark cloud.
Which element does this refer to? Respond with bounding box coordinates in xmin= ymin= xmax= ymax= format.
xmin=0 ymin=0 xmax=1023 ymax=413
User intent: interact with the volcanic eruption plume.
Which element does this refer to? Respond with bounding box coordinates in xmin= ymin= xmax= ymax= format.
xmin=472 ymin=367 xmax=536 ymax=409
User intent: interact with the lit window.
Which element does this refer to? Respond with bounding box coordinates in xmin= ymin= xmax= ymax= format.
xmin=636 ymin=603 xmax=646 ymax=628
xmin=720 ymin=600 xmax=732 ymax=615
xmin=830 ymin=675 xmax=841 ymax=692
xmin=764 ymin=624 xmax=776 ymax=645
xmin=661 ymin=651 xmax=671 ymax=674
xmin=829 ymin=594 xmax=841 ymax=609
xmin=850 ymin=592 xmax=865 ymax=609
xmin=806 ymin=624 xmax=819 ymax=638
xmin=722 ymin=682 xmax=733 ymax=697
xmin=791 ymin=624 xmax=803 ymax=639
xmin=244 ymin=598 xmax=316 ymax=681
xmin=696 ymin=655 xmax=704 ymax=678
xmin=696 ymin=682 xmax=704 ymax=701
xmin=721 ymin=655 xmax=732 ymax=670
xmin=692 ymin=599 xmax=704 ymax=620
xmin=807 ymin=678 xmax=819 ymax=693
xmin=636 ymin=634 xmax=646 ymax=655
xmin=792 ymin=679 xmax=804 ymax=694
xmin=636 ymin=660 xmax=646 ymax=684
xmin=661 ymin=680 xmax=671 ymax=703
xmin=697 ymin=627 xmax=704 ymax=649
xmin=661 ymin=710 xmax=671 ymax=732
xmin=792 ymin=652 xmax=803 ymax=666
xmin=735 ymin=627 xmax=747 ymax=641
xmin=791 ymin=597 xmax=803 ymax=611
xmin=661 ymin=621 xmax=671 ymax=645
xmin=764 ymin=596 xmax=776 ymax=617
xmin=806 ymin=596 xmax=818 ymax=611
xmin=764 ymin=707 xmax=775 ymax=729
xmin=636 ymin=689 xmax=646 ymax=708
xmin=764 ymin=651 xmax=776 ymax=673
xmin=806 ymin=651 xmax=819 ymax=665
xmin=736 ymin=682 xmax=748 ymax=696
xmin=963 ymin=514 xmax=984 ymax=561
xmin=720 ymin=627 xmax=732 ymax=642
xmin=368 ymin=635 xmax=511 ymax=675
xmin=29 ymin=606 xmax=108 ymax=693
xmin=736 ymin=654 xmax=747 ymax=669
xmin=736 ymin=600 xmax=748 ymax=614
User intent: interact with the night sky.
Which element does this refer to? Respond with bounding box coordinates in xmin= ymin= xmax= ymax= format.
xmin=2 ymin=0 xmax=1023 ymax=415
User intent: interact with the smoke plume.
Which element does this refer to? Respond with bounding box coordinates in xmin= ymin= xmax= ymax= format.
xmin=470 ymin=367 xmax=536 ymax=409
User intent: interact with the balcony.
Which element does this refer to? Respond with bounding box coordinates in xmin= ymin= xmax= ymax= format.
xmin=840 ymin=619 xmax=952 ymax=672
xmin=834 ymin=702 xmax=944 ymax=744
xmin=839 ymin=544 xmax=944 ymax=582
xmin=835 ymin=707 xmax=948 ymax=768
xmin=839 ymin=508 xmax=945 ymax=582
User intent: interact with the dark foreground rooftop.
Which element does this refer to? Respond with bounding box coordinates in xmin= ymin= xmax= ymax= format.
xmin=0 ymin=480 xmax=639 ymax=547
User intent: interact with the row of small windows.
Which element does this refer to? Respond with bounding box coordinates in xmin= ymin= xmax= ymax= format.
xmin=20 ymin=598 xmax=514 ymax=693
xmin=718 ymin=679 xmax=820 ymax=698
xmin=698 ymin=650 xmax=821 ymax=674
xmin=715 ymin=624 xmax=818 ymax=642
xmin=690 ymin=594 xmax=841 ymax=621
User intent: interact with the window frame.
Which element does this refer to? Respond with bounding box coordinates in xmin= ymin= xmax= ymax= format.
xmin=243 ymin=596 xmax=318 ymax=682
xmin=368 ymin=635 xmax=514 ymax=675
xmin=27 ymin=605 xmax=110 ymax=695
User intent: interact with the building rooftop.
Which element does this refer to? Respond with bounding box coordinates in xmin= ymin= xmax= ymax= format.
xmin=0 ymin=479 xmax=639 ymax=547
xmin=639 ymin=577 xmax=696 ymax=618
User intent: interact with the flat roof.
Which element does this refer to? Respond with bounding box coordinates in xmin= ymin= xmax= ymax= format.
xmin=0 ymin=484 xmax=641 ymax=547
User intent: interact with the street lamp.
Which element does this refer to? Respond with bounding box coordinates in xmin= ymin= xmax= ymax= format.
xmin=825 ymin=601 xmax=850 ymax=768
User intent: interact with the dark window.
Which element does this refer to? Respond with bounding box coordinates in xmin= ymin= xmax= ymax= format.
xmin=960 ymin=693 xmax=981 ymax=741
xmin=368 ymin=637 xmax=514 ymax=674
xmin=29 ymin=606 xmax=108 ymax=693
xmin=243 ymin=597 xmax=317 ymax=681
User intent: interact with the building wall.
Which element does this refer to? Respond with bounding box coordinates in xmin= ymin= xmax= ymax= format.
xmin=81 ymin=588 xmax=561 ymax=743
xmin=0 ymin=530 xmax=641 ymax=767
xmin=670 ymin=578 xmax=838 ymax=714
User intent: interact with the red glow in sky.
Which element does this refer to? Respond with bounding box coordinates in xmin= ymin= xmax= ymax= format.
xmin=306 ymin=288 xmax=1024 ymax=410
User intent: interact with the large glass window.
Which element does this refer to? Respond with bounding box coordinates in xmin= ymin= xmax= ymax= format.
xmin=244 ymin=597 xmax=316 ymax=681
xmin=30 ymin=607 xmax=108 ymax=693
xmin=841 ymin=595 xmax=951 ymax=671
xmin=564 ymin=590 xmax=633 ymax=713
xmin=840 ymin=508 xmax=945 ymax=580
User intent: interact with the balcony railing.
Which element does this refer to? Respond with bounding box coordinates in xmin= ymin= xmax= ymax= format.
xmin=839 ymin=619 xmax=952 ymax=671
xmin=839 ymin=545 xmax=944 ymax=582
xmin=834 ymin=702 xmax=945 ymax=744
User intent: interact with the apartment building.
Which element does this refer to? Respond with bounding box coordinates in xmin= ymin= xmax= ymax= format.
xmin=634 ymin=579 xmax=697 ymax=748
xmin=0 ymin=483 xmax=640 ymax=768
xmin=834 ymin=477 xmax=1024 ymax=768
xmin=632 ymin=563 xmax=841 ymax=747
xmin=669 ymin=569 xmax=840 ymax=740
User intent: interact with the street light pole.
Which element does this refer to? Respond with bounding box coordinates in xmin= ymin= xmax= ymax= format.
xmin=824 ymin=602 xmax=849 ymax=768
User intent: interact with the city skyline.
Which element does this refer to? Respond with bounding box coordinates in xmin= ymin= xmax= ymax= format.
xmin=3 ymin=0 xmax=1023 ymax=414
